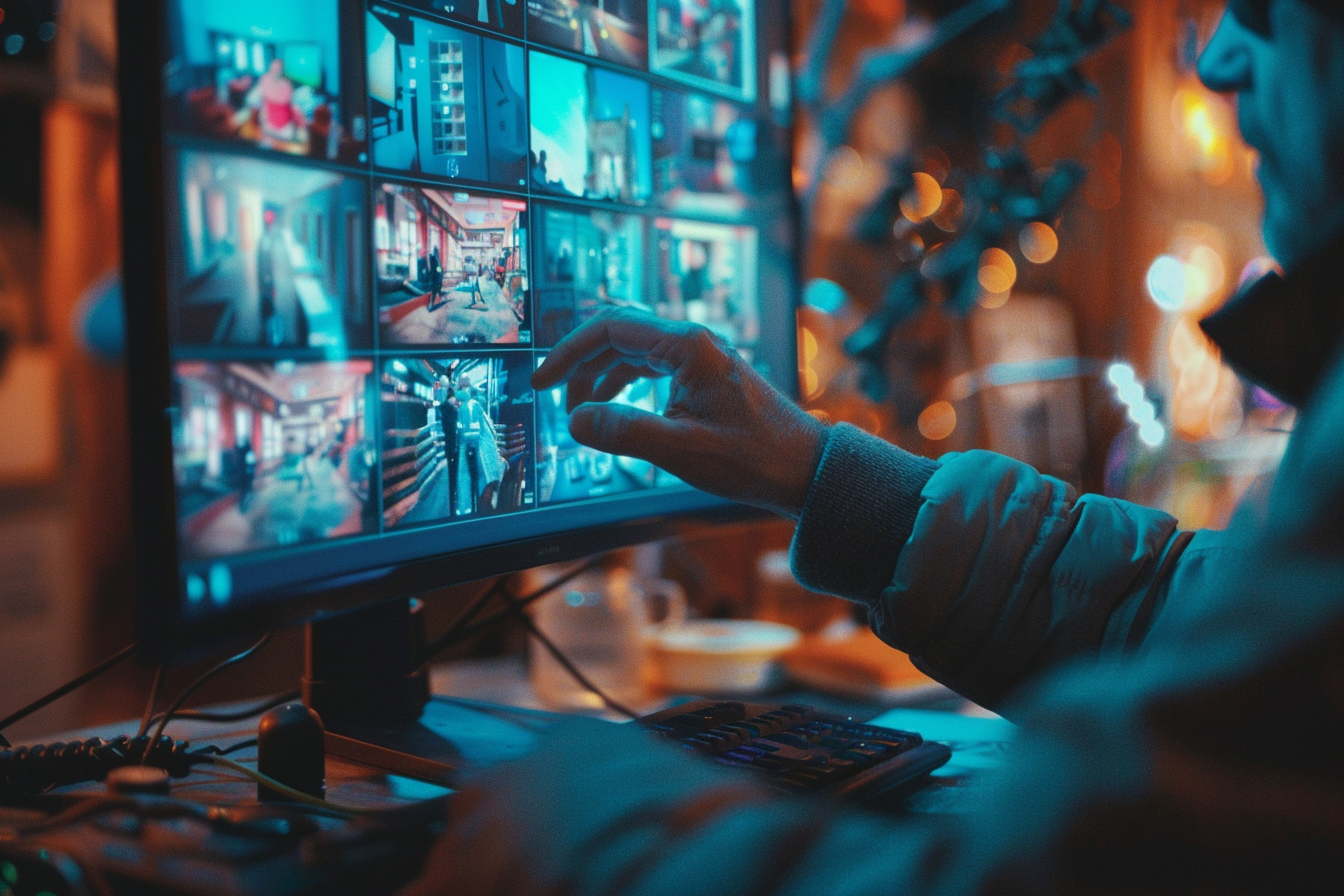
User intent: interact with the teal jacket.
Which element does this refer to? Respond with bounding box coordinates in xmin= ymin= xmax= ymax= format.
xmin=403 ymin=247 xmax=1344 ymax=894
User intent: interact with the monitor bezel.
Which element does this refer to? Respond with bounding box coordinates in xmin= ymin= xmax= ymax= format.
xmin=120 ymin=0 xmax=802 ymax=664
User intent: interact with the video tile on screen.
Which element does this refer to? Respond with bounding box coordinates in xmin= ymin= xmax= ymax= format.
xmin=164 ymin=0 xmax=367 ymax=164
xmin=397 ymin=0 xmax=525 ymax=38
xmin=375 ymin=183 xmax=530 ymax=347
xmin=169 ymin=149 xmax=372 ymax=350
xmin=529 ymin=51 xmax=652 ymax=204
xmin=536 ymin=364 xmax=678 ymax=506
xmin=173 ymin=360 xmax=377 ymax=559
xmin=651 ymin=0 xmax=756 ymax=103
xmin=652 ymin=87 xmax=755 ymax=217
xmin=382 ymin=354 xmax=536 ymax=528
xmin=653 ymin=217 xmax=759 ymax=351
xmin=367 ymin=7 xmax=528 ymax=188
xmin=533 ymin=203 xmax=648 ymax=346
xmin=527 ymin=0 xmax=648 ymax=70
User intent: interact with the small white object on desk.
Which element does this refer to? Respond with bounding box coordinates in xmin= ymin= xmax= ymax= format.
xmin=649 ymin=619 xmax=801 ymax=695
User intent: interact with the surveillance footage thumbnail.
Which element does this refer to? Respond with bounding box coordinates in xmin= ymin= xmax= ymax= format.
xmin=529 ymin=50 xmax=652 ymax=204
xmin=653 ymin=217 xmax=759 ymax=350
xmin=169 ymin=149 xmax=372 ymax=350
xmin=651 ymin=0 xmax=756 ymax=102
xmin=652 ymin=87 xmax=755 ymax=218
xmin=533 ymin=203 xmax=647 ymax=346
xmin=382 ymin=354 xmax=536 ymax=528
xmin=173 ymin=360 xmax=377 ymax=559
xmin=536 ymin=367 xmax=678 ymax=506
xmin=397 ymin=0 xmax=525 ymax=38
xmin=164 ymin=0 xmax=367 ymax=164
xmin=527 ymin=0 xmax=648 ymax=70
xmin=375 ymin=183 xmax=530 ymax=346
xmin=367 ymin=7 xmax=529 ymax=189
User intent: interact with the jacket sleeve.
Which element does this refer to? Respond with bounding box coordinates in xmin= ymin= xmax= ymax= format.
xmin=790 ymin=423 xmax=1224 ymax=711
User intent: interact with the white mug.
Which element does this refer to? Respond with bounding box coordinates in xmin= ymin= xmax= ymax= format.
xmin=527 ymin=565 xmax=687 ymax=712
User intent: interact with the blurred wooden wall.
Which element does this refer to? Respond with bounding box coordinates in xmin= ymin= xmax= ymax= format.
xmin=42 ymin=99 xmax=133 ymax=649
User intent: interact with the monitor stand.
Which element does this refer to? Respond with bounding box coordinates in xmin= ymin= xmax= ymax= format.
xmin=302 ymin=598 xmax=564 ymax=785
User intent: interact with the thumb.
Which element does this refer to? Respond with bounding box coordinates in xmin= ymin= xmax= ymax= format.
xmin=568 ymin=402 xmax=685 ymax=464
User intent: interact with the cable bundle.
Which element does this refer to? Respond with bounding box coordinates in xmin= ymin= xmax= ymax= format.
xmin=0 ymin=734 xmax=194 ymax=800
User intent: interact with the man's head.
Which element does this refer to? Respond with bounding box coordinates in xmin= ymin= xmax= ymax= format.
xmin=1200 ymin=1 xmax=1344 ymax=271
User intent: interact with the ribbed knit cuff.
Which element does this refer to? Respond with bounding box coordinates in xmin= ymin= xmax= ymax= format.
xmin=790 ymin=424 xmax=939 ymax=603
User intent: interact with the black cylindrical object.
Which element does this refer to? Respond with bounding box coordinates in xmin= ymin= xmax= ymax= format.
xmin=257 ymin=703 xmax=326 ymax=802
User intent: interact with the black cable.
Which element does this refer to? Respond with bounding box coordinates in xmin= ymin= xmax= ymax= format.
xmin=137 ymin=664 xmax=166 ymax=739
xmin=143 ymin=632 xmax=274 ymax=762
xmin=420 ymin=577 xmax=509 ymax=665
xmin=498 ymin=586 xmax=639 ymax=719
xmin=0 ymin=643 xmax=137 ymax=748
xmin=430 ymin=558 xmax=608 ymax=657
xmin=189 ymin=738 xmax=259 ymax=758
xmin=161 ymin=690 xmax=300 ymax=725
xmin=217 ymin=738 xmax=259 ymax=756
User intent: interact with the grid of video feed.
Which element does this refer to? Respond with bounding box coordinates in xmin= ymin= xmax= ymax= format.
xmin=162 ymin=0 xmax=770 ymax=564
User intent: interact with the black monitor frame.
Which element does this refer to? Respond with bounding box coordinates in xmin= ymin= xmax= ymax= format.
xmin=119 ymin=0 xmax=802 ymax=664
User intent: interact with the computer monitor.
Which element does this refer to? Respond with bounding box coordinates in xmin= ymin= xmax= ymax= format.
xmin=120 ymin=0 xmax=801 ymax=664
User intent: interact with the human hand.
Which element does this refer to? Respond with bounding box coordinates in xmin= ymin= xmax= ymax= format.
xmin=531 ymin=308 xmax=826 ymax=518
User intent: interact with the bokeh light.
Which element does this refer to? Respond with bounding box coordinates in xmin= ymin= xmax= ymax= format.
xmin=802 ymin=366 xmax=820 ymax=399
xmin=1146 ymin=255 xmax=1187 ymax=311
xmin=1238 ymin=255 xmax=1279 ymax=288
xmin=1018 ymin=222 xmax=1059 ymax=264
xmin=978 ymin=247 xmax=1017 ymax=294
xmin=918 ymin=401 xmax=957 ymax=441
xmin=802 ymin=278 xmax=848 ymax=314
xmin=800 ymin=327 xmax=819 ymax=365
xmin=823 ymin=145 xmax=866 ymax=186
xmin=1172 ymin=86 xmax=1236 ymax=185
xmin=921 ymin=147 xmax=952 ymax=184
xmin=900 ymin=172 xmax=943 ymax=222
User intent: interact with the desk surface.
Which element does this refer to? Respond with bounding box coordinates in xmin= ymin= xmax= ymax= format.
xmin=2 ymin=660 xmax=1011 ymax=894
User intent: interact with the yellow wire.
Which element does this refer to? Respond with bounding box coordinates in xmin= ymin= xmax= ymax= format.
xmin=202 ymin=754 xmax=380 ymax=816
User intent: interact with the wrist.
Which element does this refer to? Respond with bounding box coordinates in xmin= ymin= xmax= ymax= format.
xmin=768 ymin=412 xmax=829 ymax=520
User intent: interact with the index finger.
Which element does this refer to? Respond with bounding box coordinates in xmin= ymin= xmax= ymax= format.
xmin=531 ymin=309 xmax=689 ymax=390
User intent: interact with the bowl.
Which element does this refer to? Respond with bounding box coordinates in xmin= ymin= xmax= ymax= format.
xmin=649 ymin=620 xmax=801 ymax=695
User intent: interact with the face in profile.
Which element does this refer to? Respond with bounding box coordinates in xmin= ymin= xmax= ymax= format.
xmin=1200 ymin=1 xmax=1344 ymax=268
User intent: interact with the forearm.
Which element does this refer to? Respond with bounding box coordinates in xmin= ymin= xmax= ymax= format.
xmin=789 ymin=428 xmax=1185 ymax=711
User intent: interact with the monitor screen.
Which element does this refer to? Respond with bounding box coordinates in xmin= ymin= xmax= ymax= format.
xmin=125 ymin=0 xmax=799 ymax=657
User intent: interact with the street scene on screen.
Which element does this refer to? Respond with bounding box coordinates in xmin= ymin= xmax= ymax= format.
xmin=651 ymin=0 xmax=756 ymax=102
xmin=529 ymin=50 xmax=652 ymax=204
xmin=375 ymin=183 xmax=530 ymax=346
xmin=173 ymin=360 xmax=377 ymax=559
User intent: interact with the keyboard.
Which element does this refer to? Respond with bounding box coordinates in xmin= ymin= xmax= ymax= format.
xmin=637 ymin=700 xmax=951 ymax=806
